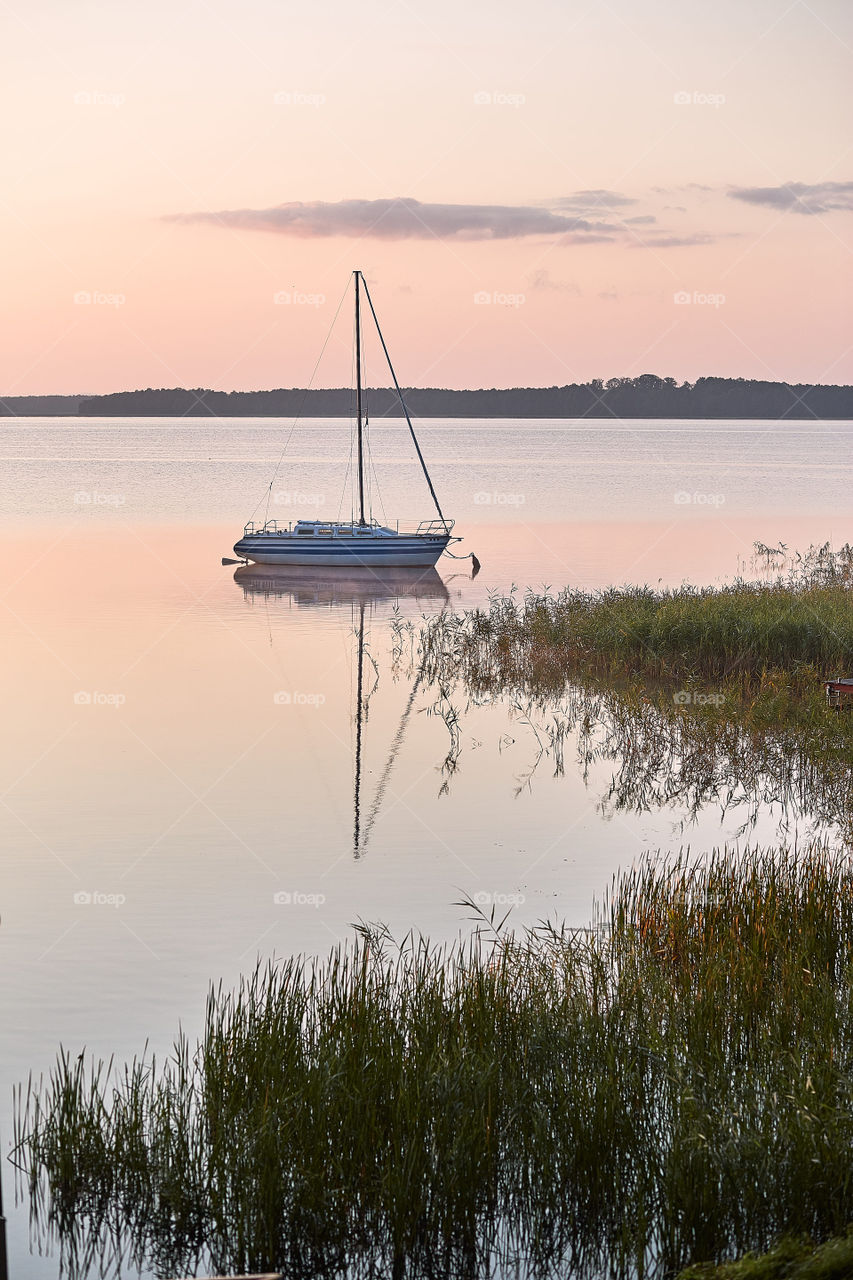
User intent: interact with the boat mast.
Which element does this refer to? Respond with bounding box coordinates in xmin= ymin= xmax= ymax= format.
xmin=354 ymin=270 xmax=366 ymax=526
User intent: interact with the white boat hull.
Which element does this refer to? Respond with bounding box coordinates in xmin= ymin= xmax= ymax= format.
xmin=233 ymin=532 xmax=451 ymax=568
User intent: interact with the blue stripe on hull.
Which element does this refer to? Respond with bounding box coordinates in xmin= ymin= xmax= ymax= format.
xmin=233 ymin=537 xmax=450 ymax=568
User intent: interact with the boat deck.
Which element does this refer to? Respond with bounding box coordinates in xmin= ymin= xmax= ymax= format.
xmin=233 ymin=519 xmax=453 ymax=567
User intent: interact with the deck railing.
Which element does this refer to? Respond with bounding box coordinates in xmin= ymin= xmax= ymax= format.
xmin=242 ymin=518 xmax=455 ymax=538
xmin=415 ymin=518 xmax=455 ymax=536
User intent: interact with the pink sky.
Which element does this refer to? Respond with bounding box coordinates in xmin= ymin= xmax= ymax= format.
xmin=2 ymin=0 xmax=852 ymax=393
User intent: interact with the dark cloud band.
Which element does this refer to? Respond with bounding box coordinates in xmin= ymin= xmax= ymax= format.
xmin=169 ymin=197 xmax=618 ymax=241
xmin=729 ymin=181 xmax=853 ymax=215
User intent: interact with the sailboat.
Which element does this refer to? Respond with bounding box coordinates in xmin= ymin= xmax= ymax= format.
xmin=233 ymin=270 xmax=459 ymax=568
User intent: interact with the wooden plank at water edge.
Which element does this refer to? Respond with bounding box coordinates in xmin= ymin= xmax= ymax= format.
xmin=171 ymin=1273 xmax=283 ymax=1279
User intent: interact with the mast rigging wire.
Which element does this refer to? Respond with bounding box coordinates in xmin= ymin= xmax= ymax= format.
xmin=248 ymin=278 xmax=351 ymax=527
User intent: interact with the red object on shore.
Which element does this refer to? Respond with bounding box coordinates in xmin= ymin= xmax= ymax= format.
xmin=825 ymin=678 xmax=853 ymax=710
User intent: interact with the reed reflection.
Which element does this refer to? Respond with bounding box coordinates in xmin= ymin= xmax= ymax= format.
xmin=233 ymin=565 xmax=849 ymax=850
xmin=442 ymin=676 xmax=852 ymax=842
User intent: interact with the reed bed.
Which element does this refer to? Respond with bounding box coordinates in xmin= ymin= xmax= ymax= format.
xmin=14 ymin=847 xmax=853 ymax=1279
xmin=408 ymin=546 xmax=853 ymax=833
xmin=417 ymin=545 xmax=853 ymax=691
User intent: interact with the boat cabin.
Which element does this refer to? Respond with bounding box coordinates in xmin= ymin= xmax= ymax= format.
xmin=240 ymin=518 xmax=451 ymax=541
xmin=240 ymin=519 xmax=398 ymax=539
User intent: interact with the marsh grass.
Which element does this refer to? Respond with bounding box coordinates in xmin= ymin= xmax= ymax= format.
xmin=407 ymin=545 xmax=853 ymax=832
xmin=14 ymin=848 xmax=853 ymax=1279
xmin=676 ymin=1230 xmax=853 ymax=1279
xmin=416 ymin=544 xmax=853 ymax=693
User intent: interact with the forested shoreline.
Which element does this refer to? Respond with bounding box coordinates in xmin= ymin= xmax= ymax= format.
xmin=4 ymin=375 xmax=853 ymax=418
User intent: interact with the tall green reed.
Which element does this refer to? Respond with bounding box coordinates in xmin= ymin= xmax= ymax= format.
xmin=15 ymin=847 xmax=853 ymax=1279
xmin=417 ymin=546 xmax=853 ymax=692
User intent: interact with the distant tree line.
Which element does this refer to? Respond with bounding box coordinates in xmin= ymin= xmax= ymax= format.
xmin=0 ymin=395 xmax=84 ymax=415
xmin=5 ymin=376 xmax=853 ymax=418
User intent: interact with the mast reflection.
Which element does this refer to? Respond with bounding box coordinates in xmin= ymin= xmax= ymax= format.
xmin=233 ymin=564 xmax=442 ymax=858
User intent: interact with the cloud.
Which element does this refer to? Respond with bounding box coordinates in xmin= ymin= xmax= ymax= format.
xmin=729 ymin=180 xmax=853 ymax=215
xmin=555 ymin=231 xmax=617 ymax=245
xmin=170 ymin=197 xmax=618 ymax=241
xmin=169 ymin=190 xmax=729 ymax=249
xmin=652 ymin=183 xmax=712 ymax=194
xmin=630 ymin=231 xmax=721 ymax=248
xmin=552 ymin=189 xmax=638 ymax=210
xmin=527 ymin=269 xmax=582 ymax=294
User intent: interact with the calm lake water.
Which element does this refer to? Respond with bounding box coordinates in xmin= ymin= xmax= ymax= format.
xmin=2 ymin=416 xmax=852 ymax=1277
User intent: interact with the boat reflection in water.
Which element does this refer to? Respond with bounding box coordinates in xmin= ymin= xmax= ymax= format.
xmin=233 ymin=562 xmax=450 ymax=608
xmin=233 ymin=563 xmax=450 ymax=859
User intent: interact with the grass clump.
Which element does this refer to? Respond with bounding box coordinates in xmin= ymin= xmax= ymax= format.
xmin=14 ymin=846 xmax=853 ymax=1279
xmin=417 ymin=545 xmax=853 ymax=690
xmin=677 ymin=1230 xmax=853 ymax=1279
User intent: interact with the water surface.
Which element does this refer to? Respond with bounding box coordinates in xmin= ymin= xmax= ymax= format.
xmin=2 ymin=416 xmax=851 ymax=1277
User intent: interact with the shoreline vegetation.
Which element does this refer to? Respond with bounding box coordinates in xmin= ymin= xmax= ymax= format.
xmin=678 ymin=1232 xmax=853 ymax=1279
xmin=411 ymin=543 xmax=853 ymax=834
xmin=418 ymin=543 xmax=853 ymax=691
xmin=4 ymin=375 xmax=853 ymax=418
xmin=13 ymin=546 xmax=853 ymax=1279
xmin=15 ymin=849 xmax=853 ymax=1280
